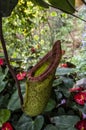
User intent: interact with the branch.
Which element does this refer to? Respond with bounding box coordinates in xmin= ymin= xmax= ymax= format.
xmin=0 ymin=17 xmax=23 ymax=105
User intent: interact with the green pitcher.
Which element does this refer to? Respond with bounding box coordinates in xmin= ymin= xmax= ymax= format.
xmin=22 ymin=40 xmax=62 ymax=116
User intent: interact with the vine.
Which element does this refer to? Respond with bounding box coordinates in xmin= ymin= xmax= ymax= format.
xmin=0 ymin=17 xmax=23 ymax=105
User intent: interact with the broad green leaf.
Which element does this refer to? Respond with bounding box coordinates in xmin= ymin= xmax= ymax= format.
xmin=4 ymin=68 xmax=9 ymax=76
xmin=49 ymin=127 xmax=77 ymax=130
xmin=0 ymin=81 xmax=7 ymax=92
xmin=34 ymin=116 xmax=44 ymax=130
xmin=44 ymin=124 xmax=57 ymax=130
xmin=61 ymin=77 xmax=74 ymax=88
xmin=56 ymin=68 xmax=76 ymax=76
xmin=0 ymin=73 xmax=5 ymax=81
xmin=0 ymin=109 xmax=11 ymax=127
xmin=7 ymin=82 xmax=25 ymax=111
xmin=48 ymin=0 xmax=75 ymax=14
xmin=54 ymin=77 xmax=74 ymax=98
xmin=16 ymin=114 xmax=44 ymax=130
xmin=53 ymin=78 xmax=62 ymax=87
xmin=57 ymin=107 xmax=66 ymax=115
xmin=54 ymin=91 xmax=63 ymax=100
xmin=7 ymin=89 xmax=21 ymax=110
xmin=74 ymin=103 xmax=86 ymax=114
xmin=44 ymin=98 xmax=56 ymax=112
xmin=16 ymin=114 xmax=34 ymax=130
xmin=0 ymin=94 xmax=10 ymax=108
xmin=0 ymin=0 xmax=18 ymax=17
xmin=0 ymin=68 xmax=9 ymax=82
xmin=51 ymin=115 xmax=80 ymax=129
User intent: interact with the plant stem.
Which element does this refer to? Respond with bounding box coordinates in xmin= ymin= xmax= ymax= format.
xmin=0 ymin=17 xmax=23 ymax=105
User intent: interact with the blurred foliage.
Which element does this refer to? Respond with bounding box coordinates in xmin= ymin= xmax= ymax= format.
xmin=71 ymin=47 xmax=86 ymax=78
xmin=1 ymin=0 xmax=79 ymax=69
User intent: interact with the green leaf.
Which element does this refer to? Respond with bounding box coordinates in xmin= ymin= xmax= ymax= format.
xmin=75 ymin=104 xmax=86 ymax=114
xmin=7 ymin=82 xmax=25 ymax=111
xmin=62 ymin=77 xmax=74 ymax=88
xmin=4 ymin=68 xmax=9 ymax=77
xmin=0 ymin=94 xmax=10 ymax=108
xmin=16 ymin=114 xmax=34 ymax=130
xmin=7 ymin=89 xmax=21 ymax=110
xmin=57 ymin=107 xmax=66 ymax=115
xmin=16 ymin=114 xmax=44 ymax=130
xmin=34 ymin=116 xmax=44 ymax=130
xmin=44 ymin=124 xmax=57 ymax=130
xmin=53 ymin=78 xmax=62 ymax=87
xmin=51 ymin=115 xmax=80 ymax=129
xmin=54 ymin=77 xmax=74 ymax=98
xmin=55 ymin=91 xmax=63 ymax=100
xmin=48 ymin=0 xmax=75 ymax=14
xmin=0 ymin=68 xmax=9 ymax=82
xmin=56 ymin=68 xmax=76 ymax=76
xmin=0 ymin=81 xmax=7 ymax=92
xmin=0 ymin=0 xmax=18 ymax=17
xmin=0 ymin=72 xmax=5 ymax=81
xmin=44 ymin=98 xmax=56 ymax=112
xmin=0 ymin=109 xmax=11 ymax=127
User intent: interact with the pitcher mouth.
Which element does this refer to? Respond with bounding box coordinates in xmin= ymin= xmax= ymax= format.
xmin=27 ymin=40 xmax=62 ymax=82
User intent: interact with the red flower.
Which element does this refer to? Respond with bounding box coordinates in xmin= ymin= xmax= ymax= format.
xmin=60 ymin=63 xmax=68 ymax=68
xmin=75 ymin=120 xmax=86 ymax=130
xmin=1 ymin=122 xmax=13 ymax=130
xmin=16 ymin=72 xmax=26 ymax=80
xmin=0 ymin=58 xmax=4 ymax=66
xmin=74 ymin=92 xmax=86 ymax=105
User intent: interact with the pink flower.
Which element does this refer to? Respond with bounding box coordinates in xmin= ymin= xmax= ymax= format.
xmin=1 ymin=122 xmax=13 ymax=130
xmin=74 ymin=92 xmax=86 ymax=105
xmin=16 ymin=72 xmax=26 ymax=80
xmin=75 ymin=120 xmax=86 ymax=130
xmin=0 ymin=58 xmax=4 ymax=66
xmin=69 ymin=86 xmax=83 ymax=92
